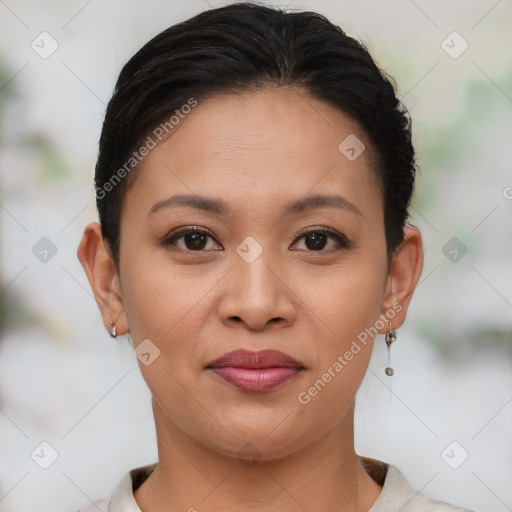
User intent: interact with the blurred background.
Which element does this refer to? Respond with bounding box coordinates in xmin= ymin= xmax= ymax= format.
xmin=0 ymin=1 xmax=511 ymax=511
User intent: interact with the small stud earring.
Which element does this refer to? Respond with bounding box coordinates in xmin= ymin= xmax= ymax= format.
xmin=385 ymin=321 xmax=397 ymax=376
xmin=109 ymin=321 xmax=117 ymax=338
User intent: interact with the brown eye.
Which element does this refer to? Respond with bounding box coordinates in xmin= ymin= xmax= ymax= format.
xmin=291 ymin=228 xmax=350 ymax=252
xmin=160 ymin=227 xmax=221 ymax=251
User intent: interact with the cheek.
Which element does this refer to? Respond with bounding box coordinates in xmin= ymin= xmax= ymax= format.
xmin=119 ymin=266 xmax=208 ymax=426
xmin=293 ymin=276 xmax=381 ymax=427
xmin=295 ymin=256 xmax=386 ymax=406
xmin=119 ymin=240 xmax=199 ymax=337
xmin=303 ymin=261 xmax=385 ymax=348
xmin=119 ymin=255 xmax=217 ymax=395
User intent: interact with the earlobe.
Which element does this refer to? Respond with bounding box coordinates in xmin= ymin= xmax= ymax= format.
xmin=77 ymin=222 xmax=129 ymax=336
xmin=379 ymin=224 xmax=424 ymax=333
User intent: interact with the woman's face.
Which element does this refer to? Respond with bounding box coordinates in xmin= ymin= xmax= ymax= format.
xmin=98 ymin=87 xmax=412 ymax=459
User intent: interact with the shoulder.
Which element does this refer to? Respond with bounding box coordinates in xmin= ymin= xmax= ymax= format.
xmin=358 ymin=456 xmax=477 ymax=512
xmin=72 ymin=463 xmax=156 ymax=512
xmin=383 ymin=464 xmax=476 ymax=512
xmin=391 ymin=466 xmax=475 ymax=511
xmin=400 ymin=491 xmax=476 ymax=511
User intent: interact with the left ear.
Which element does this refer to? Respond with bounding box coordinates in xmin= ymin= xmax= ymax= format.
xmin=378 ymin=224 xmax=424 ymax=334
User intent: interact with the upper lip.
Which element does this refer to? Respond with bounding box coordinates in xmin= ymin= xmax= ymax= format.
xmin=206 ymin=349 xmax=304 ymax=369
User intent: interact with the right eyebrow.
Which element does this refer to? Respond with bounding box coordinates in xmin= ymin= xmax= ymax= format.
xmin=148 ymin=194 xmax=232 ymax=216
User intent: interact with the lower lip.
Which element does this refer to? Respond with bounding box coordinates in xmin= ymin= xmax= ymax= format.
xmin=209 ymin=366 xmax=302 ymax=392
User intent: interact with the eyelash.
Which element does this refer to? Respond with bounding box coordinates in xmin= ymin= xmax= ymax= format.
xmin=159 ymin=226 xmax=351 ymax=252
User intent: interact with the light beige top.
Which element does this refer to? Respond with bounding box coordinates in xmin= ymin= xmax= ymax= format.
xmin=76 ymin=456 xmax=476 ymax=512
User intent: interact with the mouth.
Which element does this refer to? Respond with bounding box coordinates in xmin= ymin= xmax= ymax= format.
xmin=205 ymin=349 xmax=305 ymax=392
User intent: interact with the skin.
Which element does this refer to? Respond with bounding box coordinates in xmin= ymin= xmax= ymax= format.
xmin=78 ymin=86 xmax=423 ymax=512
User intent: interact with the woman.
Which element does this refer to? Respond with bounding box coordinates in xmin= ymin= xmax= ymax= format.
xmin=76 ymin=3 xmax=474 ymax=511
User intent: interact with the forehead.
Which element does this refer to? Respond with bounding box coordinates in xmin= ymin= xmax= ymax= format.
xmin=124 ymin=87 xmax=383 ymax=219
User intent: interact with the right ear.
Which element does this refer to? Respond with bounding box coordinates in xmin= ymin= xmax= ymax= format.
xmin=76 ymin=222 xmax=129 ymax=335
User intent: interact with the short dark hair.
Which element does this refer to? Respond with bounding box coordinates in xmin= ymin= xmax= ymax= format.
xmin=94 ymin=2 xmax=417 ymax=271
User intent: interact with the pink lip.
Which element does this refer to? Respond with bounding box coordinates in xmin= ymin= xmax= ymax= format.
xmin=206 ymin=349 xmax=305 ymax=392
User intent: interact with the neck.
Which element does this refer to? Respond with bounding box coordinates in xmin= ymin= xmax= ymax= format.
xmin=134 ymin=398 xmax=382 ymax=512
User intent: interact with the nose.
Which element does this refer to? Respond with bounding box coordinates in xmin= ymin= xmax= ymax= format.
xmin=217 ymin=247 xmax=296 ymax=332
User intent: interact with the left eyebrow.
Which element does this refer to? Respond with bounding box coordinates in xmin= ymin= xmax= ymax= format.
xmin=284 ymin=193 xmax=362 ymax=217
xmin=148 ymin=193 xmax=362 ymax=217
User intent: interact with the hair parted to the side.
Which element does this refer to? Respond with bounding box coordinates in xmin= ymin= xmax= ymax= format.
xmin=94 ymin=2 xmax=418 ymax=272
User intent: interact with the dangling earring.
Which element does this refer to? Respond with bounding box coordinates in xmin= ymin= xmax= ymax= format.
xmin=109 ymin=321 xmax=117 ymax=338
xmin=385 ymin=321 xmax=396 ymax=376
